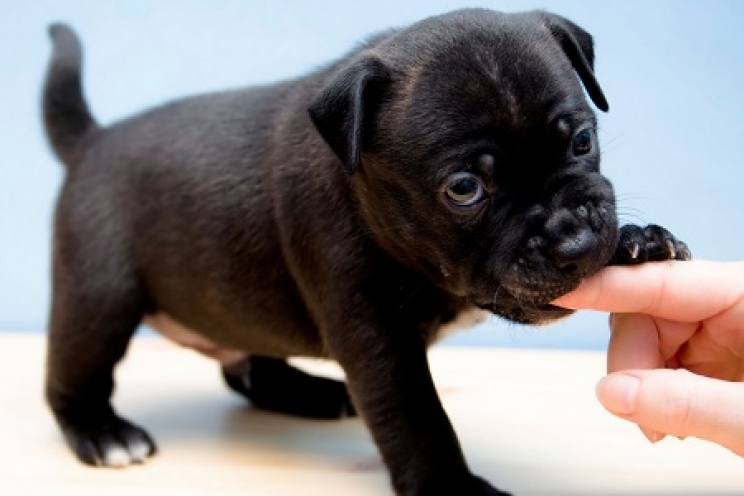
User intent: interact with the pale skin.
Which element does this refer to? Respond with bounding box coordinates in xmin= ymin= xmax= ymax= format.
xmin=553 ymin=260 xmax=744 ymax=456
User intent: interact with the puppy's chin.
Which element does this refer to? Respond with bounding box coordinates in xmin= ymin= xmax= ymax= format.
xmin=478 ymin=229 xmax=617 ymax=325
xmin=483 ymin=301 xmax=575 ymax=326
xmin=477 ymin=276 xmax=583 ymax=325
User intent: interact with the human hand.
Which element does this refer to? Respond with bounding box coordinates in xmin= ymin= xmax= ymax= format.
xmin=553 ymin=260 xmax=744 ymax=455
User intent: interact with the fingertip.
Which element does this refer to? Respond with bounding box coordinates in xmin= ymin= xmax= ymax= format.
xmin=597 ymin=372 xmax=667 ymax=444
xmin=550 ymin=287 xmax=575 ymax=307
xmin=596 ymin=373 xmax=640 ymax=416
xmin=603 ymin=369 xmax=744 ymax=455
xmin=551 ymin=278 xmax=596 ymax=309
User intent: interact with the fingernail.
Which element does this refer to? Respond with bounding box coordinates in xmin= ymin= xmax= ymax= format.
xmin=596 ymin=373 xmax=639 ymax=415
xmin=640 ymin=426 xmax=666 ymax=444
xmin=598 ymin=375 xmax=667 ymax=444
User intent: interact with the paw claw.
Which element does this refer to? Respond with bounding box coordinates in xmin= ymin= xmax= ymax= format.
xmin=665 ymin=239 xmax=676 ymax=259
xmin=611 ymin=224 xmax=691 ymax=266
xmin=677 ymin=242 xmax=692 ymax=261
xmin=630 ymin=242 xmax=640 ymax=260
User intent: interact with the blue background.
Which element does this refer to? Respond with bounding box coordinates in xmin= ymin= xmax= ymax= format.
xmin=2 ymin=1 xmax=743 ymax=349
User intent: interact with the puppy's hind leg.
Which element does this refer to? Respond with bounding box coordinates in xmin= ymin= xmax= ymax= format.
xmin=46 ymin=237 xmax=155 ymax=467
xmin=222 ymin=356 xmax=356 ymax=419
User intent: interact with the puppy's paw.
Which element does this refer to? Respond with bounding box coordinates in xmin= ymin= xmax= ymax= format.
xmin=223 ymin=356 xmax=356 ymax=420
xmin=412 ymin=475 xmax=511 ymax=496
xmin=60 ymin=413 xmax=157 ymax=467
xmin=610 ymin=224 xmax=691 ymax=266
xmin=467 ymin=476 xmax=513 ymax=495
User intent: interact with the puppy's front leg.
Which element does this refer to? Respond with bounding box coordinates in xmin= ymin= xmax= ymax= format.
xmin=323 ymin=307 xmax=509 ymax=496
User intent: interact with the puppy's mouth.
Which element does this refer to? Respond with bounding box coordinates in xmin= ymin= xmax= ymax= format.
xmin=502 ymin=277 xmax=579 ymax=304
xmin=478 ymin=196 xmax=618 ymax=325
xmin=479 ymin=223 xmax=617 ymax=324
xmin=477 ymin=277 xmax=580 ymax=325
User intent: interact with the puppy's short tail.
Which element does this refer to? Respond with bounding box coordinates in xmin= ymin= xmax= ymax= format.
xmin=43 ymin=24 xmax=99 ymax=168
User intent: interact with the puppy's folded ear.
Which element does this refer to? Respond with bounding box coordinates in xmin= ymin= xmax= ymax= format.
xmin=308 ymin=56 xmax=390 ymax=175
xmin=540 ymin=13 xmax=609 ymax=112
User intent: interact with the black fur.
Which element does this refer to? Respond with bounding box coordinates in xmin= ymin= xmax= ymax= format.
xmin=43 ymin=9 xmax=688 ymax=495
xmin=223 ymin=356 xmax=356 ymax=419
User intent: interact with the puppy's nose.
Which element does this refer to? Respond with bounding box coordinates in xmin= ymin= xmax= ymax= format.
xmin=549 ymin=229 xmax=598 ymax=273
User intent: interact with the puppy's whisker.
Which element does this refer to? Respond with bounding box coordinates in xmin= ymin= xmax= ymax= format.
xmin=493 ymin=280 xmax=505 ymax=302
xmin=615 ymin=205 xmax=646 ymax=213
xmin=615 ymin=193 xmax=648 ymax=200
xmin=509 ymin=290 xmax=528 ymax=316
xmin=615 ymin=193 xmax=656 ymax=205
xmin=618 ymin=214 xmax=647 ymax=225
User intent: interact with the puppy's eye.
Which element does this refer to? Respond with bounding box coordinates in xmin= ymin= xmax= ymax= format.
xmin=444 ymin=173 xmax=485 ymax=207
xmin=572 ymin=129 xmax=593 ymax=155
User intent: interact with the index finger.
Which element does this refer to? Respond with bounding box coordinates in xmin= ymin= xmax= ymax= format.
xmin=552 ymin=260 xmax=744 ymax=322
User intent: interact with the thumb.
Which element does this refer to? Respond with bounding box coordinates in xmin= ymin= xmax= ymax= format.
xmin=596 ymin=369 xmax=744 ymax=456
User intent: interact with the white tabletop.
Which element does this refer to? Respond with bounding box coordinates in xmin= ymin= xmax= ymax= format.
xmin=1 ymin=332 xmax=741 ymax=495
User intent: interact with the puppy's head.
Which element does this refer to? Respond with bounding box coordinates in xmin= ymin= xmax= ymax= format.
xmin=309 ymin=9 xmax=616 ymax=324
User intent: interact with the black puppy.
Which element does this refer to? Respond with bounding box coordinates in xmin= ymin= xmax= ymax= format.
xmin=43 ymin=9 xmax=689 ymax=495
